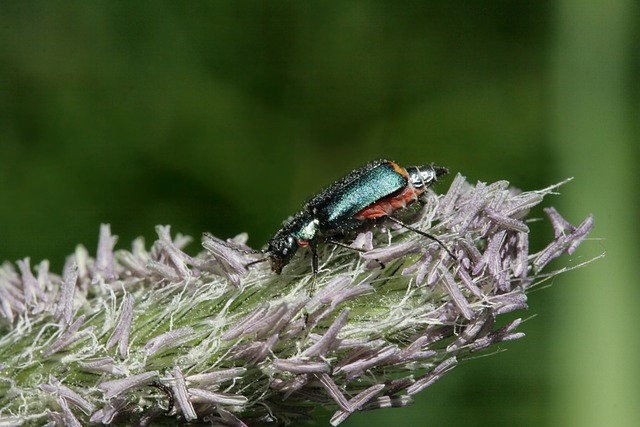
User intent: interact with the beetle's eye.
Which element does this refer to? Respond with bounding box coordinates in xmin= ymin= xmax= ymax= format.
xmin=279 ymin=236 xmax=296 ymax=257
xmin=286 ymin=237 xmax=296 ymax=253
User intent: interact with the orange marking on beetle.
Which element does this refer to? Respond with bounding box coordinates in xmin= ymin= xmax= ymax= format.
xmin=388 ymin=161 xmax=409 ymax=178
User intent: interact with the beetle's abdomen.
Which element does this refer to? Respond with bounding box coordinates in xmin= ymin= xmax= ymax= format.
xmin=353 ymin=184 xmax=419 ymax=219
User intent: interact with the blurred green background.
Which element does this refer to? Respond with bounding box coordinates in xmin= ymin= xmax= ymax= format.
xmin=1 ymin=1 xmax=637 ymax=426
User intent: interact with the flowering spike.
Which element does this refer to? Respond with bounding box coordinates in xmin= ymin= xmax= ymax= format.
xmin=0 ymin=176 xmax=596 ymax=425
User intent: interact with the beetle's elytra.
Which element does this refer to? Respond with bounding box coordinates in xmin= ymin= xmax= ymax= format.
xmin=266 ymin=159 xmax=449 ymax=275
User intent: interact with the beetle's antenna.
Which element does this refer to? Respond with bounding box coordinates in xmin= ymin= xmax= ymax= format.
xmin=245 ymin=256 xmax=269 ymax=268
xmin=203 ymin=232 xmax=263 ymax=255
xmin=243 ymin=247 xmax=271 ymax=270
xmin=386 ymin=216 xmax=455 ymax=259
xmin=202 ymin=233 xmax=269 ymax=269
xmin=236 ymin=247 xmax=263 ymax=255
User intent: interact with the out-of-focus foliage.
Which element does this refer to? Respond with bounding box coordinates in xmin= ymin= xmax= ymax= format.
xmin=0 ymin=2 xmax=552 ymax=263
xmin=0 ymin=1 xmax=637 ymax=426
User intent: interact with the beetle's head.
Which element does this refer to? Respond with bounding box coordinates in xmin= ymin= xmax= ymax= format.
xmin=407 ymin=164 xmax=449 ymax=189
xmin=266 ymin=212 xmax=318 ymax=274
xmin=267 ymin=232 xmax=298 ymax=274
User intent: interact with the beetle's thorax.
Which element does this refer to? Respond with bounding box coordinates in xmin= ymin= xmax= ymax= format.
xmin=406 ymin=165 xmax=449 ymax=191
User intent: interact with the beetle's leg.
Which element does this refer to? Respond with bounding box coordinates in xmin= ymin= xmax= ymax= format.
xmin=325 ymin=239 xmax=386 ymax=269
xmin=308 ymin=242 xmax=319 ymax=291
xmin=310 ymin=241 xmax=319 ymax=276
xmin=325 ymin=239 xmax=366 ymax=253
xmin=386 ymin=216 xmax=455 ymax=259
xmin=150 ymin=381 xmax=175 ymax=415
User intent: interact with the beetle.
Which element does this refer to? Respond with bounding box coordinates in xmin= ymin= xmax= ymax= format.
xmin=265 ymin=159 xmax=450 ymax=275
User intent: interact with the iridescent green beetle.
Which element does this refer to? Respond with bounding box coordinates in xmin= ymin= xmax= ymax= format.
xmin=266 ymin=159 xmax=450 ymax=275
